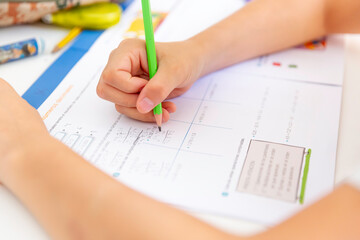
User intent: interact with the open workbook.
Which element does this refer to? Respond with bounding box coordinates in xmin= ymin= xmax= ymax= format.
xmin=36 ymin=0 xmax=344 ymax=225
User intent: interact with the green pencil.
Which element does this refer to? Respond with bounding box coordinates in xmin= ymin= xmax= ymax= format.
xmin=141 ymin=0 xmax=162 ymax=131
xmin=299 ymin=149 xmax=311 ymax=204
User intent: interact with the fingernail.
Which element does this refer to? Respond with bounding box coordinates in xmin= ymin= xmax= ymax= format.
xmin=138 ymin=97 xmax=154 ymax=113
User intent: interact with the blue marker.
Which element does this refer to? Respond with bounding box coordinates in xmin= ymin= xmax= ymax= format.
xmin=0 ymin=38 xmax=44 ymax=64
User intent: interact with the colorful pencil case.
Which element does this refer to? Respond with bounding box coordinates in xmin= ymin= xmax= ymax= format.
xmin=0 ymin=0 xmax=124 ymax=27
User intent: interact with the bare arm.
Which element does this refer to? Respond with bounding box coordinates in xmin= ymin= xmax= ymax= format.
xmin=4 ymin=138 xmax=234 ymax=240
xmin=191 ymin=0 xmax=360 ymax=76
xmin=255 ymin=185 xmax=360 ymax=240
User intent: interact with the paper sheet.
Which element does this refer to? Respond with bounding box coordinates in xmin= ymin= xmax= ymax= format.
xmin=234 ymin=37 xmax=344 ymax=85
xmin=37 ymin=0 xmax=343 ymax=225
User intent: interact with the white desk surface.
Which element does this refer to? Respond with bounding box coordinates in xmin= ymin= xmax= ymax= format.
xmin=0 ymin=23 xmax=359 ymax=239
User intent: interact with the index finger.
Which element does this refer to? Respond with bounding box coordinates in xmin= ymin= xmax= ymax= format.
xmin=100 ymin=68 xmax=148 ymax=94
xmin=100 ymin=41 xmax=149 ymax=93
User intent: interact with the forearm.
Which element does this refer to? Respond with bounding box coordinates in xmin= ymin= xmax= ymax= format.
xmin=2 ymin=137 xmax=238 ymax=240
xmin=254 ymin=185 xmax=360 ymax=240
xmin=2 ymin=137 xmax=115 ymax=239
xmin=189 ymin=0 xmax=360 ymax=76
xmin=324 ymin=0 xmax=360 ymax=34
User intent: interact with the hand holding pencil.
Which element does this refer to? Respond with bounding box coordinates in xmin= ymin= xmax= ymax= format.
xmin=97 ymin=38 xmax=203 ymax=124
xmin=97 ymin=0 xmax=208 ymax=125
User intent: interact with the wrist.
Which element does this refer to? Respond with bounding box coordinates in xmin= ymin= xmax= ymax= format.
xmin=185 ymin=37 xmax=210 ymax=78
xmin=187 ymin=32 xmax=216 ymax=77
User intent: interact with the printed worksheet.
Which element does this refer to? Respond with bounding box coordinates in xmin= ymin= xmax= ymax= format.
xmin=37 ymin=0 xmax=343 ymax=225
xmin=234 ymin=36 xmax=344 ymax=85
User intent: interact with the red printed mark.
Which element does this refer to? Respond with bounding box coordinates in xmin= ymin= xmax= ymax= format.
xmin=272 ymin=62 xmax=281 ymax=67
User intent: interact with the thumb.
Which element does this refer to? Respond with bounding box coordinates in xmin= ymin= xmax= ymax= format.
xmin=136 ymin=67 xmax=178 ymax=113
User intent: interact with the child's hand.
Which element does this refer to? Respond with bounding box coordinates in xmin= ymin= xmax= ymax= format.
xmin=97 ymin=39 xmax=204 ymax=122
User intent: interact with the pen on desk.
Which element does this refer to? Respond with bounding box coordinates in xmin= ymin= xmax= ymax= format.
xmin=51 ymin=27 xmax=82 ymax=53
xmin=141 ymin=0 xmax=163 ymax=132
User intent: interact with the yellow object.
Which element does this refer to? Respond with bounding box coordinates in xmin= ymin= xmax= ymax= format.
xmin=124 ymin=11 xmax=167 ymax=39
xmin=43 ymin=2 xmax=121 ymax=30
xmin=52 ymin=27 xmax=82 ymax=53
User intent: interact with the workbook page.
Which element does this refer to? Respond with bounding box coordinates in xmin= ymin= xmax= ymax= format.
xmin=234 ymin=36 xmax=344 ymax=85
xmin=37 ymin=0 xmax=343 ymax=225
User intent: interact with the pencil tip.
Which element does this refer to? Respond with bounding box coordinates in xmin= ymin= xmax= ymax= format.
xmin=154 ymin=114 xmax=162 ymax=132
xmin=51 ymin=47 xmax=59 ymax=54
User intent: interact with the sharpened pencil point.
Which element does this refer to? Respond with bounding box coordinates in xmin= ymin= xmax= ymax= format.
xmin=51 ymin=46 xmax=60 ymax=54
xmin=154 ymin=114 xmax=162 ymax=132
